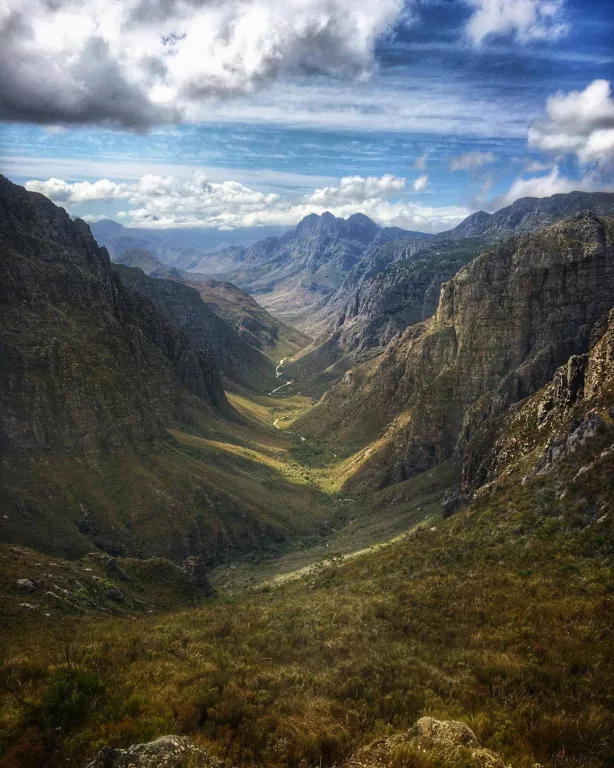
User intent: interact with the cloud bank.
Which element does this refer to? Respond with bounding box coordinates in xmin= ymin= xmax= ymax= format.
xmin=0 ymin=0 xmax=404 ymax=128
xmin=25 ymin=172 xmax=470 ymax=233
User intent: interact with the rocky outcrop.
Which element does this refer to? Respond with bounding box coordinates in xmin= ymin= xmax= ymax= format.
xmin=345 ymin=717 xmax=505 ymax=768
xmin=287 ymin=237 xmax=485 ymax=392
xmin=461 ymin=308 xmax=614 ymax=495
xmin=299 ymin=213 xmax=614 ymax=492
xmin=287 ymin=194 xmax=614 ymax=393
xmin=0 ymin=175 xmax=227 ymax=455
xmin=85 ymin=736 xmax=219 ymax=768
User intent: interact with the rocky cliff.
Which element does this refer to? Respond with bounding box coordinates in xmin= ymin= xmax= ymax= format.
xmin=287 ymin=193 xmax=614 ymax=394
xmin=0 ymin=175 xmax=227 ymax=456
xmin=298 ymin=212 xmax=614 ymax=492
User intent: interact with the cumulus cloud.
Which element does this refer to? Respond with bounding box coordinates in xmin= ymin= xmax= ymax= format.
xmin=465 ymin=0 xmax=568 ymax=45
xmin=528 ymin=79 xmax=614 ymax=171
xmin=449 ymin=150 xmax=496 ymax=171
xmin=304 ymin=174 xmax=406 ymax=207
xmin=412 ymin=175 xmax=429 ymax=192
xmin=0 ymin=0 xmax=404 ymax=128
xmin=25 ymin=171 xmax=470 ymax=233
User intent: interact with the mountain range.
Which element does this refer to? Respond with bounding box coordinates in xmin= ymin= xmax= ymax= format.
xmin=2 ymin=176 xmax=614 ymax=768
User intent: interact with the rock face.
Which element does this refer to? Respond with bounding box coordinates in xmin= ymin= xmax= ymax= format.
xmin=85 ymin=736 xmax=219 ymax=768
xmin=0 ymin=176 xmax=227 ymax=455
xmin=287 ymin=237 xmax=485 ymax=393
xmin=286 ymin=194 xmax=614 ymax=394
xmin=462 ymin=308 xmax=614 ymax=495
xmin=299 ymin=213 xmax=614 ymax=492
xmin=345 ymin=717 xmax=505 ymax=768
xmin=114 ymin=264 xmax=278 ymax=392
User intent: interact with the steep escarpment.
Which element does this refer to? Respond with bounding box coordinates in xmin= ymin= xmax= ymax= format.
xmin=287 ymin=194 xmax=614 ymax=394
xmin=114 ymin=265 xmax=278 ymax=392
xmin=0 ymin=175 xmax=227 ymax=456
xmin=286 ymin=238 xmax=485 ymax=394
xmin=0 ymin=177 xmax=336 ymax=564
xmin=299 ymin=213 xmax=614 ymax=491
xmin=461 ymin=307 xmax=614 ymax=501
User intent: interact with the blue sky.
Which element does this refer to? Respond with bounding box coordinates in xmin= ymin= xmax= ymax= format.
xmin=1 ymin=0 xmax=613 ymax=234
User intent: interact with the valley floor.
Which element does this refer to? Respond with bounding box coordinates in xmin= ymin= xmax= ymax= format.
xmin=2 ymin=380 xmax=613 ymax=768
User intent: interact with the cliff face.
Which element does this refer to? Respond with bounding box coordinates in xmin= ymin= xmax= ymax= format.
xmin=286 ymin=238 xmax=484 ymax=393
xmin=461 ymin=308 xmax=614 ymax=498
xmin=0 ymin=175 xmax=226 ymax=456
xmin=299 ymin=213 xmax=614 ymax=491
xmin=288 ymin=194 xmax=614 ymax=392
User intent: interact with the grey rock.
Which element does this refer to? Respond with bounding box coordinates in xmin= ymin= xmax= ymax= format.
xmin=85 ymin=735 xmax=219 ymax=768
xmin=16 ymin=578 xmax=36 ymax=592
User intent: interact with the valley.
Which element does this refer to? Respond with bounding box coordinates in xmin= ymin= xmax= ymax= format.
xmin=1 ymin=178 xmax=614 ymax=768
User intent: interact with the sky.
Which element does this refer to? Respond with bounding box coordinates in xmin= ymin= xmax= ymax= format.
xmin=1 ymin=0 xmax=613 ymax=235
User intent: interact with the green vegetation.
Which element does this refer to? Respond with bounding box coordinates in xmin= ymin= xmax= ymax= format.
xmin=1 ymin=429 xmax=612 ymax=768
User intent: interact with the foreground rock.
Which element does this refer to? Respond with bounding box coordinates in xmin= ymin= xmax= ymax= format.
xmin=85 ymin=736 xmax=219 ymax=768
xmin=345 ymin=717 xmax=506 ymax=768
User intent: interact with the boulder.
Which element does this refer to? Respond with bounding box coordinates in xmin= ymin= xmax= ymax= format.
xmin=345 ymin=717 xmax=506 ymax=768
xmin=85 ymin=735 xmax=219 ymax=768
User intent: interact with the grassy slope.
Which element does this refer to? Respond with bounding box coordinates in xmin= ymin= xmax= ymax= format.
xmin=1 ymin=435 xmax=612 ymax=768
xmin=184 ymin=279 xmax=311 ymax=362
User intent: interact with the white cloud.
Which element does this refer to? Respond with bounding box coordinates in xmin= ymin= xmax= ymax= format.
xmin=25 ymin=178 xmax=130 ymax=204
xmin=496 ymin=165 xmax=614 ymax=207
xmin=304 ymin=174 xmax=406 ymax=207
xmin=449 ymin=151 xmax=496 ymax=172
xmin=528 ymin=79 xmax=614 ymax=171
xmin=465 ymin=0 xmax=569 ymax=45
xmin=25 ymin=171 xmax=470 ymax=233
xmin=524 ymin=160 xmax=553 ymax=173
xmin=412 ymin=175 xmax=429 ymax=192
xmin=414 ymin=153 xmax=428 ymax=171
xmin=0 ymin=0 xmax=404 ymax=127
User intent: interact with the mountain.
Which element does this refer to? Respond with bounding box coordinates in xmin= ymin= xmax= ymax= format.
xmin=106 ymin=247 xmax=308 ymax=371
xmin=188 ymin=212 xmax=433 ymax=325
xmin=113 ymin=265 xmax=280 ymax=392
xmin=442 ymin=190 xmax=614 ymax=240
xmin=0 ymin=175 xmax=227 ymax=458
xmin=0 ymin=176 xmax=332 ymax=562
xmin=298 ymin=212 xmax=614 ymax=492
xmin=112 ymin=247 xmax=180 ymax=279
xmin=89 ymin=219 xmax=287 ymax=271
xmin=183 ymin=278 xmax=311 ymax=362
xmin=287 ymin=192 xmax=614 ymax=395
